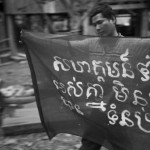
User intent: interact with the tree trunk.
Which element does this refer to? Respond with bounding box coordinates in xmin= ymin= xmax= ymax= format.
xmin=6 ymin=15 xmax=18 ymax=56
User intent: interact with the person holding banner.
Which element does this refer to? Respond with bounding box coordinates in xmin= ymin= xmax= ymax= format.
xmin=79 ymin=2 xmax=122 ymax=150
xmin=22 ymin=2 xmax=150 ymax=149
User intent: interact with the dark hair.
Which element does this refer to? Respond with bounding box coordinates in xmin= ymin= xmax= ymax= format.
xmin=90 ymin=2 xmax=116 ymax=22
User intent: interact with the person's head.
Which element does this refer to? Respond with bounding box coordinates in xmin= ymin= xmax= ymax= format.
xmin=90 ymin=2 xmax=118 ymax=37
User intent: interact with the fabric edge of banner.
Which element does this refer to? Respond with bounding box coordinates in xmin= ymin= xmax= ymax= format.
xmin=21 ymin=30 xmax=150 ymax=40
xmin=21 ymin=33 xmax=56 ymax=139
xmin=21 ymin=29 xmax=72 ymax=40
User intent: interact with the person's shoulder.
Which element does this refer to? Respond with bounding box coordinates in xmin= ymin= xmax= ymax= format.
xmin=70 ymin=37 xmax=99 ymax=46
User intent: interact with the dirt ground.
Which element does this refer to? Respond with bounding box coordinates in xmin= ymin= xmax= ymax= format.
xmin=0 ymin=132 xmax=82 ymax=150
xmin=0 ymin=62 xmax=32 ymax=88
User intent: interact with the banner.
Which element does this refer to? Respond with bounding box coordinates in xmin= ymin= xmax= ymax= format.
xmin=22 ymin=30 xmax=150 ymax=150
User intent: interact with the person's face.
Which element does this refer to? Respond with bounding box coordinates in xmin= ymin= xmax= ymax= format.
xmin=92 ymin=13 xmax=116 ymax=37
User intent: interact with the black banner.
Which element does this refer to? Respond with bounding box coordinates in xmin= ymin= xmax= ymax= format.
xmin=22 ymin=30 xmax=150 ymax=150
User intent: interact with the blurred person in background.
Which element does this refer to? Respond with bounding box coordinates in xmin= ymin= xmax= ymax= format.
xmin=79 ymin=2 xmax=122 ymax=150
